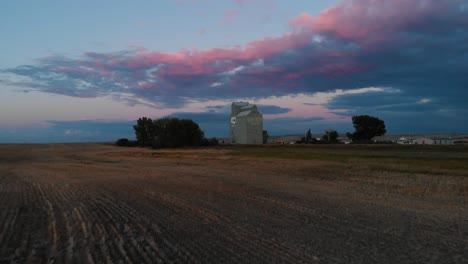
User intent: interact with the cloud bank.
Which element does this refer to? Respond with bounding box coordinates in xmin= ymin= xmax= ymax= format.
xmin=2 ymin=0 xmax=467 ymax=135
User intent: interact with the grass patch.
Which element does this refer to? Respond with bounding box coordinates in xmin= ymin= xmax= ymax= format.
xmin=220 ymin=144 xmax=468 ymax=176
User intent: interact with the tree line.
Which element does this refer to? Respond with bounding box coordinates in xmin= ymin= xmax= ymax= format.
xmin=117 ymin=114 xmax=386 ymax=147
xmin=117 ymin=117 xmax=218 ymax=148
xmin=296 ymin=128 xmax=340 ymax=144
xmin=298 ymin=115 xmax=386 ymax=144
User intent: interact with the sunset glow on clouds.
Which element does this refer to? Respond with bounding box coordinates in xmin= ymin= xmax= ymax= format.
xmin=1 ymin=0 xmax=467 ymax=142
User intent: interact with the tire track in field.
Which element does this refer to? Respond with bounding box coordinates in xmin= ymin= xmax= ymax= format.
xmin=107 ymin=178 xmax=316 ymax=263
xmin=130 ymin=172 xmax=322 ymax=262
xmin=93 ymin=179 xmax=254 ymax=263
xmin=0 ymin=162 xmax=199 ymax=263
xmin=1 ymin=144 xmax=467 ymax=263
xmin=37 ymin=181 xmax=195 ymax=263
xmin=0 ymin=167 xmax=49 ymax=263
xmin=122 ymin=169 xmax=467 ymax=264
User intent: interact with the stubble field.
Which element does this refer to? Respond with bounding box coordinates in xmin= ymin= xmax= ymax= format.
xmin=0 ymin=143 xmax=467 ymax=263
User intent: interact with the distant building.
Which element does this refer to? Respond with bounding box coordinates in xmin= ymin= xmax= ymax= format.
xmin=373 ymin=135 xmax=455 ymax=145
xmin=413 ymin=137 xmax=434 ymax=145
xmin=397 ymin=137 xmax=413 ymax=145
xmin=414 ymin=137 xmax=454 ymax=145
xmin=372 ymin=135 xmax=402 ymax=144
xmin=230 ymin=102 xmax=263 ymax=144
xmin=270 ymin=135 xmax=303 ymax=144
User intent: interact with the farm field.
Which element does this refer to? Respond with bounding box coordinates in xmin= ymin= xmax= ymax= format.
xmin=0 ymin=143 xmax=467 ymax=263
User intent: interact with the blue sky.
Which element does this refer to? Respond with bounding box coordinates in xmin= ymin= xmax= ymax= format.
xmin=1 ymin=0 xmax=467 ymax=142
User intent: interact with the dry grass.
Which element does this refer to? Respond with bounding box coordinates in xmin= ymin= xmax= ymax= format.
xmin=149 ymin=144 xmax=468 ymax=205
xmin=0 ymin=143 xmax=466 ymax=263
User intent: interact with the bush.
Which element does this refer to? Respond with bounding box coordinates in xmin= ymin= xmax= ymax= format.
xmin=115 ymin=138 xmax=138 ymax=147
xmin=133 ymin=117 xmax=206 ymax=148
xmin=202 ymin=137 xmax=219 ymax=146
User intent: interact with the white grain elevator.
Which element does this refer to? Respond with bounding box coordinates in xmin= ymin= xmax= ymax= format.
xmin=230 ymin=102 xmax=263 ymax=144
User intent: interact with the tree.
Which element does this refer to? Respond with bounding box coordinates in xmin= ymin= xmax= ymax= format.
xmin=262 ymin=130 xmax=269 ymax=144
xmin=305 ymin=128 xmax=313 ymax=143
xmin=202 ymin=137 xmax=219 ymax=146
xmin=133 ymin=117 xmax=207 ymax=148
xmin=151 ymin=118 xmax=205 ymax=148
xmin=133 ymin=117 xmax=155 ymax=147
xmin=346 ymin=115 xmax=386 ymax=143
xmin=179 ymin=118 xmax=205 ymax=147
xmin=322 ymin=130 xmax=339 ymax=143
xmin=116 ymin=138 xmax=129 ymax=146
xmin=116 ymin=138 xmax=137 ymax=147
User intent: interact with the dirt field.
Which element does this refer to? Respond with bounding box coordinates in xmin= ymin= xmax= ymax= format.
xmin=0 ymin=143 xmax=467 ymax=263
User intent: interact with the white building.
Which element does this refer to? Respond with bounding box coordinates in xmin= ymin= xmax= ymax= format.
xmin=413 ymin=137 xmax=434 ymax=145
xmin=374 ymin=135 xmax=455 ymax=145
xmin=414 ymin=137 xmax=454 ymax=145
xmin=230 ymin=102 xmax=263 ymax=144
xmin=397 ymin=137 xmax=413 ymax=144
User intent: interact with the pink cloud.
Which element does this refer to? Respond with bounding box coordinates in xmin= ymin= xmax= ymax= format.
xmin=290 ymin=0 xmax=461 ymax=46
xmin=115 ymin=0 xmax=456 ymax=77
xmin=20 ymin=0 xmax=464 ymax=109
xmin=61 ymin=1 xmax=420 ymax=80
xmin=53 ymin=0 xmax=442 ymax=82
xmin=113 ymin=29 xmax=309 ymax=76
xmin=244 ymin=66 xmax=283 ymax=75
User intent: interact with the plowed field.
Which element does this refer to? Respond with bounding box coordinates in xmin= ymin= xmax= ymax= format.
xmin=0 ymin=143 xmax=467 ymax=263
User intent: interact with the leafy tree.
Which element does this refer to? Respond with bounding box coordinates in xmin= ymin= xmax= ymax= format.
xmin=152 ymin=118 xmax=205 ymax=148
xmin=262 ymin=130 xmax=269 ymax=144
xmin=116 ymin=138 xmax=130 ymax=146
xmin=179 ymin=118 xmax=205 ymax=147
xmin=132 ymin=117 xmax=206 ymax=148
xmin=305 ymin=128 xmax=313 ymax=143
xmin=116 ymin=138 xmax=137 ymax=147
xmin=202 ymin=137 xmax=219 ymax=146
xmin=346 ymin=115 xmax=386 ymax=143
xmin=321 ymin=130 xmax=339 ymax=143
xmin=133 ymin=117 xmax=155 ymax=147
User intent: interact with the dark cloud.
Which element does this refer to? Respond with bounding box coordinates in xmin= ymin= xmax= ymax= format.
xmin=3 ymin=0 xmax=466 ymax=108
xmin=327 ymin=91 xmax=429 ymax=111
xmin=170 ymin=104 xmax=290 ymax=136
xmin=256 ymin=105 xmax=291 ymax=114
xmin=48 ymin=120 xmax=135 ymax=142
xmin=326 ymin=91 xmax=468 ymax=133
xmin=166 ymin=112 xmax=342 ymax=138
xmin=169 ymin=112 xmax=228 ymax=137
xmin=264 ymin=117 xmax=332 ymax=136
xmin=0 ymin=120 xmax=135 ymax=143
xmin=1 ymin=0 xmax=467 ymax=134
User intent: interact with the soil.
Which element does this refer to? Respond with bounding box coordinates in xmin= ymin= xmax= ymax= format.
xmin=0 ymin=143 xmax=466 ymax=263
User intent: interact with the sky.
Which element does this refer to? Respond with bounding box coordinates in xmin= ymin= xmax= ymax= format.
xmin=1 ymin=0 xmax=467 ymax=143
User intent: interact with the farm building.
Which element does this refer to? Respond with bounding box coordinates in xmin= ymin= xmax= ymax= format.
xmin=270 ymin=135 xmax=303 ymax=144
xmin=373 ymin=135 xmax=455 ymax=145
xmin=372 ymin=135 xmax=402 ymax=144
xmin=230 ymin=102 xmax=263 ymax=144
xmin=414 ymin=137 xmax=454 ymax=145
xmin=413 ymin=137 xmax=434 ymax=145
xmin=397 ymin=137 xmax=413 ymax=144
